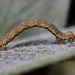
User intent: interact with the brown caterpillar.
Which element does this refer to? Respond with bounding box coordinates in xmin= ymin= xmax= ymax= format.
xmin=0 ymin=19 xmax=75 ymax=50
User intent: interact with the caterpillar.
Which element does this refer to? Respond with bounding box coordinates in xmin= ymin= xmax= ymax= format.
xmin=0 ymin=19 xmax=75 ymax=50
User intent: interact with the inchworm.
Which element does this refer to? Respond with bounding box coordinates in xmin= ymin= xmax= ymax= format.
xmin=0 ymin=19 xmax=75 ymax=50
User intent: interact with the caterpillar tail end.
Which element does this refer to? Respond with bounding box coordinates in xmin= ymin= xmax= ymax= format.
xmin=2 ymin=45 xmax=7 ymax=50
xmin=0 ymin=44 xmax=7 ymax=50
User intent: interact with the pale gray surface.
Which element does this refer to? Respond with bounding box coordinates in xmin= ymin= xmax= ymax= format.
xmin=0 ymin=0 xmax=74 ymax=75
xmin=0 ymin=27 xmax=75 ymax=75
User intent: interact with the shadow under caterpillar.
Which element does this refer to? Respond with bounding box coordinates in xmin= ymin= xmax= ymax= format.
xmin=0 ymin=19 xmax=75 ymax=50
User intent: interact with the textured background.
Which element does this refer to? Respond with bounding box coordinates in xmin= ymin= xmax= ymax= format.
xmin=0 ymin=0 xmax=69 ymax=39
xmin=0 ymin=0 xmax=75 ymax=75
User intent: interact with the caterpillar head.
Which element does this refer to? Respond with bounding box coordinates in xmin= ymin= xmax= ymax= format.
xmin=65 ymin=31 xmax=75 ymax=40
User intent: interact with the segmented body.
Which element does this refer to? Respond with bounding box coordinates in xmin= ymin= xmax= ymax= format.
xmin=0 ymin=19 xmax=75 ymax=50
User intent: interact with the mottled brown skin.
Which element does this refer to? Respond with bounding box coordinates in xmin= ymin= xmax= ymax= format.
xmin=0 ymin=19 xmax=75 ymax=50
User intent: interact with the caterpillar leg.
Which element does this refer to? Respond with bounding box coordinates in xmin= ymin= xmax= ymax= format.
xmin=61 ymin=39 xmax=65 ymax=44
xmin=68 ymin=39 xmax=73 ymax=43
xmin=56 ymin=38 xmax=61 ymax=44
xmin=56 ymin=37 xmax=65 ymax=44
xmin=2 ymin=45 xmax=7 ymax=50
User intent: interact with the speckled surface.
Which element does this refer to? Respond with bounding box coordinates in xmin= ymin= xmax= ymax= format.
xmin=0 ymin=0 xmax=73 ymax=74
xmin=0 ymin=27 xmax=75 ymax=75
